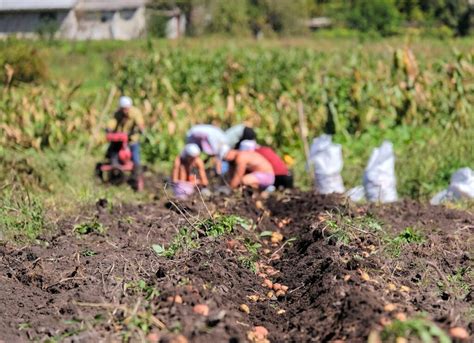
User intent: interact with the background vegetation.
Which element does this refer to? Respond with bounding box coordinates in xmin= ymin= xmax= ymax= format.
xmin=149 ymin=0 xmax=473 ymax=37
xmin=1 ymin=37 xmax=472 ymax=212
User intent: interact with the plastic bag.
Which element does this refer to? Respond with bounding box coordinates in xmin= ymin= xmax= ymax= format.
xmin=363 ymin=141 xmax=398 ymax=203
xmin=430 ymin=167 xmax=474 ymax=205
xmin=309 ymin=134 xmax=345 ymax=194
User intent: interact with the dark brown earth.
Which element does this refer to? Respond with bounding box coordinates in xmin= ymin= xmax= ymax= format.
xmin=0 ymin=191 xmax=472 ymax=342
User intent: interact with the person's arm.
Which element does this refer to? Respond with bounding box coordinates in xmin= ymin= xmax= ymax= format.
xmin=229 ymin=156 xmax=247 ymax=189
xmin=171 ymin=157 xmax=181 ymax=182
xmin=196 ymin=158 xmax=209 ymax=187
xmin=135 ymin=110 xmax=145 ymax=133
xmin=215 ymin=157 xmax=222 ymax=175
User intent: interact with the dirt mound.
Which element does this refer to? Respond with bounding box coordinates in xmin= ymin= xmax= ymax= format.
xmin=0 ymin=192 xmax=472 ymax=342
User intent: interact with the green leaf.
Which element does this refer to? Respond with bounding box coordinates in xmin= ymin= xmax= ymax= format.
xmin=259 ymin=231 xmax=273 ymax=237
xmin=152 ymin=244 xmax=165 ymax=256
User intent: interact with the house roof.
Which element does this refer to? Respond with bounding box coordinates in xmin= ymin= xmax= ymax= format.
xmin=0 ymin=0 xmax=77 ymax=11
xmin=0 ymin=0 xmax=149 ymax=12
xmin=76 ymin=0 xmax=149 ymax=11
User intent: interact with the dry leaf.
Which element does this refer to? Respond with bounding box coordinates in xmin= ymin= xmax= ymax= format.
xmin=384 ymin=303 xmax=397 ymax=312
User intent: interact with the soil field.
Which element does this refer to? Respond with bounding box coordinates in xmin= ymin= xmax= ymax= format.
xmin=0 ymin=191 xmax=472 ymax=342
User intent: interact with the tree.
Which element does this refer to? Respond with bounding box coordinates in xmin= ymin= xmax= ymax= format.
xmin=346 ymin=0 xmax=401 ymax=36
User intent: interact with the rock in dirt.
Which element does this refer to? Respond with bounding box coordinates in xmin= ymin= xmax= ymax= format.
xmin=449 ymin=327 xmax=469 ymax=340
xmin=262 ymin=279 xmax=273 ymax=289
xmin=247 ymin=326 xmax=270 ymax=343
xmin=239 ymin=304 xmax=250 ymax=314
xmin=168 ymin=334 xmax=189 ymax=343
xmin=206 ymin=310 xmax=226 ymax=327
xmin=384 ymin=303 xmax=397 ymax=312
xmin=146 ymin=332 xmax=160 ymax=343
xmin=193 ymin=304 xmax=209 ymax=316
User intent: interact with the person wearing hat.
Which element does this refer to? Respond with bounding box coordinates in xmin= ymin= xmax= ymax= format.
xmin=172 ymin=143 xmax=209 ymax=187
xmin=219 ymin=144 xmax=274 ymax=189
xmin=185 ymin=124 xmax=228 ymax=174
xmin=106 ymin=96 xmax=145 ymax=189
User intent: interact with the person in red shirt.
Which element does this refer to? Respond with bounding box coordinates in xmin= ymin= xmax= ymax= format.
xmin=239 ymin=140 xmax=294 ymax=189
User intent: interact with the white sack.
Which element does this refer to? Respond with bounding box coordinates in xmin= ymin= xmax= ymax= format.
xmin=363 ymin=141 xmax=398 ymax=203
xmin=346 ymin=185 xmax=365 ymax=202
xmin=430 ymin=167 xmax=474 ymax=205
xmin=309 ymin=134 xmax=345 ymax=194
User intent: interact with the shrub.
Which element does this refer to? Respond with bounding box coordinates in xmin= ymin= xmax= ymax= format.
xmin=0 ymin=40 xmax=48 ymax=85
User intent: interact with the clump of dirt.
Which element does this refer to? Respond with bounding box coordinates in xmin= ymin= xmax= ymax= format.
xmin=0 ymin=191 xmax=472 ymax=342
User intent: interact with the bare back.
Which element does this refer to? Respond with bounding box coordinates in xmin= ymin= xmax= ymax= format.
xmin=236 ymin=151 xmax=274 ymax=174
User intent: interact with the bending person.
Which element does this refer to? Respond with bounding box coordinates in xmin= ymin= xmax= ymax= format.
xmin=239 ymin=140 xmax=294 ymax=189
xmin=219 ymin=145 xmax=274 ymax=189
xmin=172 ymin=144 xmax=208 ymax=187
xmin=186 ymin=124 xmax=228 ymax=174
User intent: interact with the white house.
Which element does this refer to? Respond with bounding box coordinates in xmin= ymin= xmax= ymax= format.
xmin=0 ymin=0 xmax=148 ymax=40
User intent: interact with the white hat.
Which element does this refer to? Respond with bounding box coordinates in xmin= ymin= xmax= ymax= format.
xmin=239 ymin=139 xmax=257 ymax=151
xmin=183 ymin=143 xmax=201 ymax=158
xmin=218 ymin=144 xmax=231 ymax=160
xmin=119 ymin=96 xmax=132 ymax=108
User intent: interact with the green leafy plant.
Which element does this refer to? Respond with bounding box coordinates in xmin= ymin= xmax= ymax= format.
xmin=0 ymin=188 xmax=45 ymax=241
xmin=152 ymin=227 xmax=199 ymax=258
xmin=385 ymin=227 xmax=425 ymax=257
xmin=81 ymin=249 xmax=97 ymax=257
xmin=381 ymin=315 xmax=451 ymax=343
xmin=326 ymin=219 xmax=351 ymax=245
xmin=125 ymin=280 xmax=160 ymax=301
xmin=199 ymin=214 xmax=251 ymax=237
xmin=73 ymin=220 xmax=106 ymax=235
xmin=239 ymin=238 xmax=262 ymax=273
